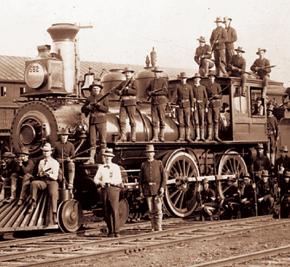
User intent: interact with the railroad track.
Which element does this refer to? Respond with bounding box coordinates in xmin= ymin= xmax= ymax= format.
xmin=0 ymin=216 xmax=288 ymax=266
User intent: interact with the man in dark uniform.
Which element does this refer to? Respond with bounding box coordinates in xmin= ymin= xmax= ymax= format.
xmin=0 ymin=152 xmax=16 ymax=198
xmin=147 ymin=67 xmax=168 ymax=142
xmin=54 ymin=128 xmax=75 ymax=190
xmin=139 ymin=144 xmax=167 ymax=231
xmin=280 ymin=170 xmax=290 ymax=218
xmin=256 ymin=170 xmax=274 ymax=215
xmin=210 ymin=17 xmax=228 ymax=77
xmin=198 ymin=178 xmax=217 ymax=220
xmin=250 ymin=48 xmax=272 ymax=98
xmin=224 ymin=17 xmax=237 ymax=65
xmin=81 ymin=82 xmax=109 ymax=164
xmin=206 ymin=72 xmax=222 ymax=142
xmin=114 ymin=68 xmax=137 ymax=142
xmin=251 ymin=143 xmax=271 ymax=181
xmin=240 ymin=173 xmax=256 ymax=217
xmin=267 ymin=104 xmax=279 ymax=165
xmin=194 ymin=36 xmax=214 ymax=77
xmin=173 ymin=72 xmax=194 ymax=143
xmin=227 ymin=46 xmax=247 ymax=96
xmin=94 ymin=148 xmax=123 ymax=237
xmin=275 ymin=145 xmax=290 ymax=186
xmin=192 ymin=73 xmax=208 ymax=141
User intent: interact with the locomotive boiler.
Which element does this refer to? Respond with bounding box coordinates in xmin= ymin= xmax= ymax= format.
xmin=0 ymin=22 xmax=288 ymax=233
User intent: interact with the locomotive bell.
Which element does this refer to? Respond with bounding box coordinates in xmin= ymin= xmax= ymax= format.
xmin=82 ymin=68 xmax=95 ymax=90
xmin=47 ymin=23 xmax=80 ymax=94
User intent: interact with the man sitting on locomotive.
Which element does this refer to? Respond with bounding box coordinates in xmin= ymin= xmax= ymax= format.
xmin=54 ymin=128 xmax=75 ymax=190
xmin=173 ymin=72 xmax=194 ymax=143
xmin=81 ymin=82 xmax=109 ymax=164
xmin=240 ymin=173 xmax=256 ymax=217
xmin=28 ymin=143 xmax=59 ymax=225
xmin=197 ymin=178 xmax=217 ymax=220
xmin=194 ymin=36 xmax=214 ymax=77
xmin=206 ymin=72 xmax=222 ymax=142
xmin=280 ymin=171 xmax=290 ymax=218
xmin=0 ymin=152 xmax=16 ymax=199
xmin=114 ymin=68 xmax=137 ymax=142
xmin=147 ymin=67 xmax=168 ymax=142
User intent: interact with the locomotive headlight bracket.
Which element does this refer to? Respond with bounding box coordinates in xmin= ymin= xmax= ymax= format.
xmin=24 ymin=62 xmax=48 ymax=89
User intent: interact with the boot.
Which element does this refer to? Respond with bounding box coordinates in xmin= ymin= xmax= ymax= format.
xmin=84 ymin=147 xmax=96 ymax=164
xmin=177 ymin=127 xmax=185 ymax=142
xmin=117 ymin=125 xmax=127 ymax=142
xmin=195 ymin=127 xmax=200 ymax=141
xmin=131 ymin=126 xmax=136 ymax=142
xmin=155 ymin=214 xmax=163 ymax=231
xmin=159 ymin=128 xmax=165 ymax=142
xmin=185 ymin=128 xmax=194 ymax=143
xmin=214 ymin=125 xmax=222 ymax=142
xmin=200 ymin=127 xmax=205 ymax=142
xmin=206 ymin=126 xmax=213 ymax=142
xmin=151 ymin=127 xmax=159 ymax=142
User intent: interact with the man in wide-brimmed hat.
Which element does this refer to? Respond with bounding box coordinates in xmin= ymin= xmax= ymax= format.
xmin=250 ymin=48 xmax=272 ymax=98
xmin=192 ymin=73 xmax=208 ymax=141
xmin=114 ymin=67 xmax=137 ymax=142
xmin=194 ymin=36 xmax=214 ymax=77
xmin=94 ymin=147 xmax=123 ymax=237
xmin=139 ymin=144 xmax=167 ymax=231
xmin=252 ymin=143 xmax=271 ymax=181
xmin=223 ymin=17 xmax=237 ymax=65
xmin=240 ymin=173 xmax=256 ymax=217
xmin=280 ymin=170 xmax=290 ymax=218
xmin=54 ymin=128 xmax=75 ymax=190
xmin=147 ymin=67 xmax=168 ymax=142
xmin=173 ymin=72 xmax=194 ymax=143
xmin=29 ymin=143 xmax=59 ymax=224
xmin=227 ymin=46 xmax=247 ymax=96
xmin=210 ymin=17 xmax=228 ymax=77
xmin=81 ymin=81 xmax=109 ymax=164
xmin=206 ymin=71 xmax=222 ymax=142
xmin=275 ymin=145 xmax=290 ymax=186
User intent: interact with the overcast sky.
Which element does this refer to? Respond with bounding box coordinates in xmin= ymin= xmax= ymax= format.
xmin=1 ymin=0 xmax=290 ymax=85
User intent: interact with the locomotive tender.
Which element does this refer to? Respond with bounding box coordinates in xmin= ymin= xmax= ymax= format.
xmin=0 ymin=23 xmax=289 ymax=233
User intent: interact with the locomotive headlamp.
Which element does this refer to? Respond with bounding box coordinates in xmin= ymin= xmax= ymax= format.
xmin=24 ymin=62 xmax=47 ymax=89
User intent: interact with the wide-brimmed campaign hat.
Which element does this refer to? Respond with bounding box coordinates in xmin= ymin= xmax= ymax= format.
xmin=280 ymin=145 xmax=288 ymax=152
xmin=151 ymin=67 xmax=163 ymax=73
xmin=208 ymin=71 xmax=217 ymax=77
xmin=235 ymin=46 xmax=245 ymax=53
xmin=57 ymin=128 xmax=70 ymax=136
xmin=261 ymin=170 xmax=269 ymax=177
xmin=102 ymin=148 xmax=115 ymax=157
xmin=18 ymin=147 xmax=30 ymax=155
xmin=243 ymin=173 xmax=252 ymax=180
xmin=178 ymin=72 xmax=188 ymax=79
xmin=223 ymin=16 xmax=232 ymax=22
xmin=89 ymin=82 xmax=103 ymax=91
xmin=256 ymin=48 xmax=266 ymax=55
xmin=41 ymin=143 xmax=53 ymax=152
xmin=2 ymin=152 xmax=16 ymax=158
xmin=145 ymin=144 xmax=155 ymax=153
xmin=214 ymin=17 xmax=223 ymax=23
xmin=203 ymin=178 xmax=209 ymax=184
xmin=256 ymin=143 xmax=264 ymax=150
xmin=197 ymin=36 xmax=206 ymax=43
xmin=122 ymin=67 xmax=134 ymax=74
xmin=193 ymin=73 xmax=202 ymax=79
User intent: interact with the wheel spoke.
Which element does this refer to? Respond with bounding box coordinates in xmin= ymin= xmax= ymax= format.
xmin=170 ymin=189 xmax=180 ymax=199
xmin=174 ymin=190 xmax=183 ymax=206
xmin=179 ymin=192 xmax=185 ymax=209
xmin=176 ymin=160 xmax=183 ymax=176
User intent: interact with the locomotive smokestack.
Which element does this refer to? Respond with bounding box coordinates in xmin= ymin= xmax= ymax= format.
xmin=47 ymin=23 xmax=79 ymax=94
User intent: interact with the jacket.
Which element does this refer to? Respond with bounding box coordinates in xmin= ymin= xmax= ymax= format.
xmin=147 ymin=78 xmax=168 ymax=105
xmin=115 ymin=79 xmax=137 ymax=106
xmin=210 ymin=26 xmax=227 ymax=50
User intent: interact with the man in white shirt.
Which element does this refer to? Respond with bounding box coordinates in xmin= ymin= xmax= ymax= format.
xmin=28 ymin=143 xmax=59 ymax=225
xmin=94 ymin=148 xmax=123 ymax=237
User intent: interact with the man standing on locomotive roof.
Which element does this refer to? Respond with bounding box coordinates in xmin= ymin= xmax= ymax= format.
xmin=192 ymin=73 xmax=208 ymax=141
xmin=139 ymin=144 xmax=167 ymax=232
xmin=94 ymin=148 xmax=123 ymax=237
xmin=114 ymin=68 xmax=137 ymax=142
xmin=54 ymin=128 xmax=75 ymax=190
xmin=173 ymin=72 xmax=194 ymax=143
xmin=210 ymin=17 xmax=228 ymax=77
xmin=250 ymin=48 xmax=272 ymax=98
xmin=81 ymin=82 xmax=109 ymax=164
xmin=194 ymin=36 xmax=214 ymax=77
xmin=29 ymin=143 xmax=59 ymax=225
xmin=224 ymin=17 xmax=238 ymax=65
xmin=267 ymin=104 xmax=279 ymax=166
xmin=206 ymin=72 xmax=222 ymax=142
xmin=227 ymin=46 xmax=247 ymax=96
xmin=147 ymin=67 xmax=168 ymax=142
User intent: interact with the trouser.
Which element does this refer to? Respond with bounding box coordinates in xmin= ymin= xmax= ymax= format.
xmin=10 ymin=173 xmax=18 ymax=199
xmin=199 ymin=59 xmax=215 ymax=77
xmin=89 ymin=123 xmax=107 ymax=148
xmin=213 ymin=49 xmax=227 ymax=76
xmin=146 ymin=195 xmax=163 ymax=231
xmin=101 ymin=186 xmax=121 ymax=234
xmin=119 ymin=105 xmax=136 ymax=127
xmin=19 ymin=173 xmax=33 ymax=200
xmin=151 ymin=103 xmax=166 ymax=129
xmin=194 ymin=106 xmax=205 ymax=129
xmin=225 ymin=46 xmax=235 ymax=65
xmin=59 ymin=161 xmax=75 ymax=189
xmin=177 ymin=107 xmax=191 ymax=128
xmin=207 ymin=106 xmax=220 ymax=127
xmin=30 ymin=180 xmax=59 ymax=213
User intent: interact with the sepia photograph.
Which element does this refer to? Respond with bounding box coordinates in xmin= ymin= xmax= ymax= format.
xmin=0 ymin=0 xmax=289 ymax=266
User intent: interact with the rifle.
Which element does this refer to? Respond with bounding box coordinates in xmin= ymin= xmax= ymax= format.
xmin=256 ymin=65 xmax=276 ymax=71
xmin=115 ymin=75 xmax=134 ymax=98
xmin=210 ymin=32 xmax=221 ymax=57
xmin=147 ymin=88 xmax=164 ymax=101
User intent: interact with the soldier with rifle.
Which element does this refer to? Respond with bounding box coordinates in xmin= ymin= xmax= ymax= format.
xmin=194 ymin=36 xmax=214 ymax=77
xmin=250 ymin=48 xmax=274 ymax=98
xmin=267 ymin=104 xmax=279 ymax=166
xmin=227 ymin=46 xmax=248 ymax=96
xmin=224 ymin=17 xmax=238 ymax=65
xmin=275 ymin=145 xmax=290 ymax=186
xmin=81 ymin=82 xmax=109 ymax=164
xmin=147 ymin=67 xmax=168 ymax=142
xmin=114 ymin=68 xmax=137 ymax=142
xmin=210 ymin=17 xmax=228 ymax=77
xmin=280 ymin=170 xmax=290 ymax=218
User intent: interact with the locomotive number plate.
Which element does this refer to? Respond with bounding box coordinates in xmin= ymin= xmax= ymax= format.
xmin=24 ymin=62 xmax=47 ymax=88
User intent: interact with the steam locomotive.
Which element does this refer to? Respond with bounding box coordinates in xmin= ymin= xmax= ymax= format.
xmin=0 ymin=23 xmax=289 ymax=233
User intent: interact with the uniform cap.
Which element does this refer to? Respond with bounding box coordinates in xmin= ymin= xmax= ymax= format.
xmin=102 ymin=148 xmax=115 ymax=157
xmin=261 ymin=170 xmax=269 ymax=177
xmin=145 ymin=144 xmax=155 ymax=153
xmin=197 ymin=36 xmax=206 ymax=43
xmin=280 ymin=145 xmax=288 ymax=152
xmin=256 ymin=48 xmax=266 ymax=55
xmin=41 ymin=143 xmax=53 ymax=152
xmin=215 ymin=17 xmax=223 ymax=23
xmin=57 ymin=128 xmax=69 ymax=135
xmin=235 ymin=46 xmax=245 ymax=53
